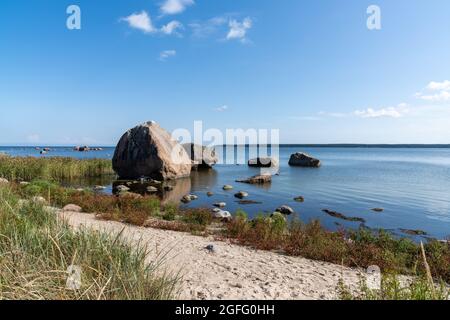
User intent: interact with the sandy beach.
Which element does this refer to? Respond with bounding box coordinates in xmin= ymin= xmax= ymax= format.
xmin=60 ymin=209 xmax=363 ymax=300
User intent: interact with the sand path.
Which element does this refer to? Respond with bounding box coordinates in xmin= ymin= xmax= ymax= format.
xmin=60 ymin=210 xmax=363 ymax=300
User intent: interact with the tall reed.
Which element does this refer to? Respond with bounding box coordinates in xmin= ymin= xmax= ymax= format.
xmin=0 ymin=155 xmax=114 ymax=181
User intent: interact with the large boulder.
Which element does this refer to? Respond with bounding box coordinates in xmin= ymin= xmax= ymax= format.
xmin=182 ymin=143 xmax=218 ymax=170
xmin=112 ymin=121 xmax=192 ymax=180
xmin=288 ymin=152 xmax=321 ymax=167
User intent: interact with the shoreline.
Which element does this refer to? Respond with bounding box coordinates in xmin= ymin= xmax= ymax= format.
xmin=60 ymin=208 xmax=363 ymax=300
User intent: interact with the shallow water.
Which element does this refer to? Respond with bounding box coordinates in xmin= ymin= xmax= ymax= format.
xmin=1 ymin=146 xmax=449 ymax=239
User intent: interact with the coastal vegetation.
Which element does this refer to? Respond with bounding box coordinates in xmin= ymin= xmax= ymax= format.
xmin=0 ymin=155 xmax=113 ymax=181
xmin=0 ymin=184 xmax=179 ymax=300
xmin=5 ymin=179 xmax=450 ymax=286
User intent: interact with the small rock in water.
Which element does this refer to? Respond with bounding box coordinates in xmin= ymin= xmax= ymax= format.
xmin=146 ymin=186 xmax=158 ymax=193
xmin=207 ymin=191 xmax=214 ymax=197
xmin=234 ymin=191 xmax=249 ymax=199
xmin=212 ymin=209 xmax=232 ymax=221
xmin=294 ymin=196 xmax=305 ymax=203
xmin=276 ymin=205 xmax=295 ymax=215
xmin=181 ymin=194 xmax=198 ymax=203
xmin=93 ymin=185 xmax=106 ymax=191
xmin=223 ymin=185 xmax=233 ymax=191
xmin=371 ymin=208 xmax=384 ymax=212
xmin=116 ymin=185 xmax=130 ymax=193
xmin=213 ymin=202 xmax=227 ymax=208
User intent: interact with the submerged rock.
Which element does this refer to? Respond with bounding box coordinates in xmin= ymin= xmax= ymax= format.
xmin=236 ymin=175 xmax=272 ymax=184
xmin=322 ymin=209 xmax=366 ymax=223
xmin=400 ymin=229 xmax=427 ymax=236
xmin=183 ymin=143 xmax=218 ymax=170
xmin=237 ymin=200 xmax=262 ymax=205
xmin=288 ymin=152 xmax=321 ymax=167
xmin=371 ymin=208 xmax=384 ymax=212
xmin=294 ymin=196 xmax=305 ymax=203
xmin=112 ymin=121 xmax=192 ymax=180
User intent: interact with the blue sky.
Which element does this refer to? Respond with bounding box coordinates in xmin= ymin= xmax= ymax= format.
xmin=1 ymin=0 xmax=450 ymax=145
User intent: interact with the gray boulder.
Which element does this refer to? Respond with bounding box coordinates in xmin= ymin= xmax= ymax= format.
xmin=288 ymin=153 xmax=321 ymax=167
xmin=112 ymin=121 xmax=192 ymax=180
xmin=183 ymin=143 xmax=218 ymax=170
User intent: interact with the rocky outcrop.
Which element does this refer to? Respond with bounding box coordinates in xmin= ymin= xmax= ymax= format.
xmin=248 ymin=157 xmax=279 ymax=168
xmin=183 ymin=143 xmax=218 ymax=170
xmin=112 ymin=121 xmax=192 ymax=180
xmin=288 ymin=153 xmax=321 ymax=167
xmin=236 ymin=175 xmax=272 ymax=184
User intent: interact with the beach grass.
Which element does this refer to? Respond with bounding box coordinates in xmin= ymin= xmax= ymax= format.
xmin=0 ymin=155 xmax=114 ymax=181
xmin=338 ymin=275 xmax=450 ymax=300
xmin=224 ymin=213 xmax=450 ymax=284
xmin=0 ymin=184 xmax=179 ymax=300
xmin=5 ymin=179 xmax=450 ymax=286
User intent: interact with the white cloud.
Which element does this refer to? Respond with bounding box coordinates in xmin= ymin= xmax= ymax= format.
xmin=227 ymin=17 xmax=252 ymax=42
xmin=416 ymin=80 xmax=450 ymax=102
xmin=120 ymin=11 xmax=156 ymax=33
xmin=419 ymin=91 xmax=450 ymax=102
xmin=426 ymin=80 xmax=450 ymax=91
xmin=159 ymin=50 xmax=176 ymax=61
xmin=215 ymin=105 xmax=228 ymax=112
xmin=161 ymin=0 xmax=194 ymax=15
xmin=161 ymin=20 xmax=183 ymax=35
xmin=354 ymin=103 xmax=410 ymax=118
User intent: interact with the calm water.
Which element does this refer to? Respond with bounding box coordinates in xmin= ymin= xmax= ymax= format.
xmin=1 ymin=146 xmax=450 ymax=240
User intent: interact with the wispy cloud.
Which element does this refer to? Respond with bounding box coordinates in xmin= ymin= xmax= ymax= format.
xmin=189 ymin=16 xmax=228 ymax=38
xmin=160 ymin=20 xmax=183 ymax=35
xmin=226 ymin=17 xmax=252 ymax=43
xmin=159 ymin=50 xmax=177 ymax=61
xmin=120 ymin=11 xmax=156 ymax=33
xmin=215 ymin=105 xmax=228 ymax=112
xmin=160 ymin=0 xmax=194 ymax=15
xmin=416 ymin=80 xmax=450 ymax=102
xmin=354 ymin=103 xmax=410 ymax=119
